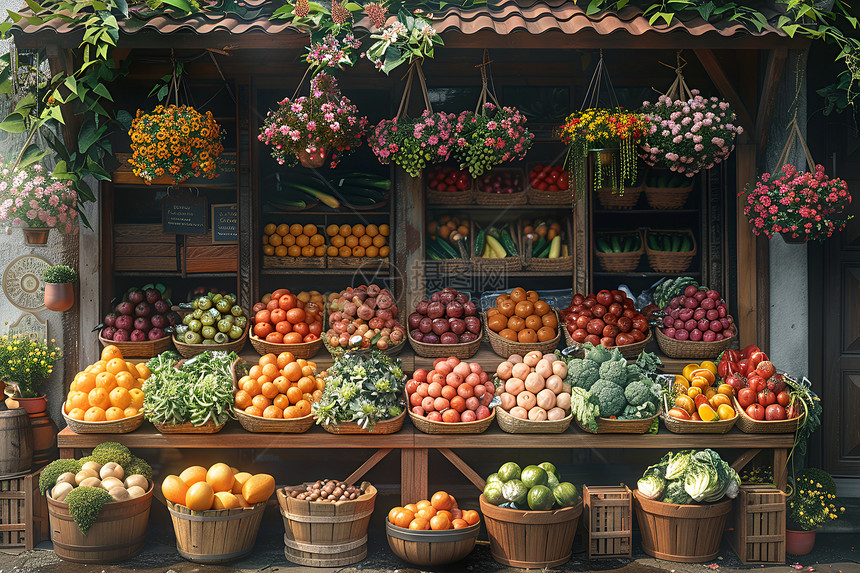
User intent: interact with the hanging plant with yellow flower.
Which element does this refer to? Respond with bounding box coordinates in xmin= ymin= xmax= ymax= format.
xmin=558 ymin=107 xmax=649 ymax=197
xmin=128 ymin=104 xmax=224 ymax=185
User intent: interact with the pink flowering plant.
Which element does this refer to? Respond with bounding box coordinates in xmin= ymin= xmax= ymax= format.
xmin=639 ymin=90 xmax=743 ymax=177
xmin=258 ymin=72 xmax=367 ymax=168
xmin=369 ymin=110 xmax=456 ymax=177
xmin=0 ymin=161 xmax=78 ymax=233
xmin=739 ymin=164 xmax=852 ymax=241
xmin=453 ymin=103 xmax=533 ymax=177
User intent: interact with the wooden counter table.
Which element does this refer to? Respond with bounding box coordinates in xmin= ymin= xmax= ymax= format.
xmin=58 ymin=421 xmax=794 ymax=504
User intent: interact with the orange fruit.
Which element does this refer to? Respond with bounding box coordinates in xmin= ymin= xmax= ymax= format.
xmin=416 ymin=499 xmax=432 ymax=509
xmin=296 ymin=376 xmax=315 ymax=394
xmin=393 ymin=509 xmax=414 ymax=528
xmin=430 ymin=491 xmax=453 ymax=511
xmin=206 ymin=463 xmax=235 ymax=493
xmin=75 ymin=373 xmax=97 ymax=394
xmin=108 ymin=387 xmax=131 ymax=409
xmin=213 ymin=491 xmax=241 ymax=510
xmin=389 ymin=507 xmax=404 ymax=523
xmin=326 ymin=224 xmax=339 ymax=237
xmin=699 ymin=360 xmax=718 ymax=376
xmin=123 ymin=407 xmax=139 ymax=417
xmin=115 ymin=371 xmax=136 ymax=390
xmin=462 ymin=509 xmax=480 ymax=525
xmin=697 ymin=403 xmax=720 ymax=422
xmin=711 ymin=393 xmax=732 ymax=408
xmin=282 ymin=406 xmax=299 ymax=419
xmin=717 ymin=404 xmax=736 ymax=420
xmin=416 ymin=506 xmax=437 ymax=520
xmin=338 ymin=224 xmax=352 ymax=237
xmin=276 ymin=351 xmax=295 ymax=369
xmin=252 ymin=394 xmax=271 ymax=410
xmin=436 ymin=509 xmax=453 ymax=522
xmin=243 ymin=379 xmax=262 ymax=397
xmin=273 ymin=394 xmax=290 ymax=410
xmin=68 ymin=391 xmax=89 ymax=411
xmin=283 ymin=362 xmax=302 ymax=382
xmin=67 ymin=408 xmax=85 ymax=421
xmin=365 ymin=224 xmax=379 ymax=237
xmin=232 ymin=472 xmax=252 ymax=494
xmin=235 ymin=390 xmax=252 ymax=410
xmin=409 ymin=517 xmax=430 ymax=530
xmin=162 ymin=475 xmax=189 ymax=504
xmin=286 ymin=386 xmax=303 ymax=405
xmin=717 ymin=383 xmax=735 ymax=397
xmin=430 ymin=514 xmax=451 ymax=530
xmin=259 ymin=353 xmax=278 ymax=367
xmin=372 ymin=234 xmax=386 ymax=248
xmin=100 ymin=345 xmax=123 ymax=362
xmin=260 ymin=381 xmax=278 ymax=400
xmin=129 ymin=388 xmax=145 ymax=410
xmin=289 ymin=223 xmax=303 ymax=236
xmin=179 ymin=466 xmax=208 ymax=487
xmin=682 ymin=363 xmax=700 ymax=380
xmin=326 ymin=246 xmax=339 ymax=257
xmin=687 ymin=386 xmax=702 ymax=398
xmin=295 ymin=399 xmax=311 ymax=417
xmin=379 ymin=224 xmax=390 ymax=236
xmin=248 ymin=365 xmax=262 ymax=379
xmin=186 ymin=482 xmax=215 ymax=511
xmin=691 ymin=368 xmax=716 ymax=385
xmin=451 ymin=518 xmax=469 ymax=529
xmin=90 ymin=360 xmax=107 ymax=374
xmin=84 ymin=407 xmax=106 ymax=422
xmin=95 ymin=372 xmax=117 ymax=392
xmin=106 ymin=357 xmax=127 ymax=376
xmin=242 ymin=474 xmax=275 ymax=504
xmin=87 ymin=387 xmax=111 ymax=410
xmin=263 ymin=405 xmax=283 ymax=419
xmin=691 ymin=376 xmax=710 ymax=390
xmin=105 ymin=407 xmax=125 ymax=421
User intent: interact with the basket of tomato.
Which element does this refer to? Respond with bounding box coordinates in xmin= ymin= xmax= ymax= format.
xmin=426 ymin=166 xmax=473 ymax=205
xmin=527 ymin=164 xmax=573 ymax=205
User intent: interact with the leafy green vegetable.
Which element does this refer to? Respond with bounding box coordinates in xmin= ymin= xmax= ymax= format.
xmin=598 ymin=359 xmax=628 ymax=387
xmin=566 ymin=358 xmax=601 ymax=391
xmin=635 ymin=350 xmax=663 ymax=378
xmin=65 ymin=487 xmax=114 ymax=535
xmin=638 ymin=472 xmax=666 ymax=499
xmin=684 ymin=460 xmax=719 ymax=502
xmin=589 ymin=380 xmax=626 ymax=417
xmin=88 ymin=442 xmax=132 ymax=468
xmin=661 ymin=479 xmax=693 ymax=505
xmin=584 ymin=343 xmax=613 ymax=365
xmin=569 ymin=386 xmax=599 ymax=431
xmin=39 ymin=459 xmax=82 ymax=495
xmin=313 ymin=351 xmax=404 ymax=430
xmin=665 ymin=450 xmax=693 ymax=480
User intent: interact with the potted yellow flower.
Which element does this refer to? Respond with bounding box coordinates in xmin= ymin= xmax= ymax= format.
xmin=0 ymin=335 xmax=62 ymax=411
xmin=786 ymin=468 xmax=845 ymax=555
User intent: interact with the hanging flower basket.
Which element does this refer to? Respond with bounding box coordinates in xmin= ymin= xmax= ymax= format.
xmin=128 ymin=104 xmax=224 ymax=185
xmin=0 ymin=162 xmax=79 ymax=237
xmin=453 ymin=103 xmax=533 ymax=178
xmin=260 ymin=72 xmax=366 ymax=169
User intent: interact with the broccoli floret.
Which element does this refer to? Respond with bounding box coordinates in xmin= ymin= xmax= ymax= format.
xmin=589 ymin=380 xmax=626 ymax=418
xmin=584 ymin=344 xmax=613 ymax=364
xmin=39 ymin=459 xmax=83 ymax=495
xmin=625 ymin=364 xmax=644 ymax=386
xmin=624 ymin=380 xmax=652 ymax=406
xmin=65 ymin=487 xmax=114 ymax=535
xmin=567 ymin=358 xmax=601 ymax=391
xmin=599 ymin=359 xmax=628 ymax=387
xmin=621 ymin=401 xmax=658 ymax=420
xmin=89 ymin=442 xmax=132 ymax=468
xmin=125 ymin=456 xmax=153 ymax=482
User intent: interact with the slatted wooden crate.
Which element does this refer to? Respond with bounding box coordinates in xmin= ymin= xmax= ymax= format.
xmin=583 ymin=484 xmax=632 ymax=559
xmin=0 ymin=468 xmax=49 ymax=550
xmin=114 ymin=224 xmax=179 ymax=272
xmin=185 ymin=234 xmax=238 ymax=273
xmin=728 ymin=485 xmax=786 ymax=564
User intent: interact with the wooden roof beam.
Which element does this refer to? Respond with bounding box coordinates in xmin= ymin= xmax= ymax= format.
xmin=694 ymin=48 xmax=755 ymax=143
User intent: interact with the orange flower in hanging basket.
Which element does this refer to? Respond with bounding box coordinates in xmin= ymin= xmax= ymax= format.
xmin=128 ymin=104 xmax=224 ymax=185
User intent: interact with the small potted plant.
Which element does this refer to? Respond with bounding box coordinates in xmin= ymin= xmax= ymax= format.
xmin=739 ymin=164 xmax=852 ymax=243
xmin=43 ymin=265 xmax=77 ymax=312
xmin=0 ymin=161 xmax=79 ymax=245
xmin=0 ymin=335 xmax=62 ymax=413
xmin=786 ymin=467 xmax=845 ymax=555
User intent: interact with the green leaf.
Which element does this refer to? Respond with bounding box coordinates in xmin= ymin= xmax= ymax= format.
xmin=345 ymin=2 xmax=361 ymax=10
xmin=157 ymin=0 xmax=192 ymax=12
xmin=64 ymin=76 xmax=78 ymax=95
xmin=17 ymin=144 xmax=48 ymax=170
xmin=49 ymin=105 xmax=65 ymax=124
xmin=92 ymin=82 xmax=113 ymax=101
xmin=0 ymin=114 xmax=27 ymax=133
xmin=23 ymin=0 xmax=42 ymax=14
xmin=13 ymin=93 xmax=36 ymax=114
xmin=783 ymin=24 xmax=799 ymax=36
xmin=113 ymin=0 xmax=128 ymax=18
xmin=586 ymin=0 xmax=603 ymax=14
xmin=85 ymin=157 xmax=111 ymax=180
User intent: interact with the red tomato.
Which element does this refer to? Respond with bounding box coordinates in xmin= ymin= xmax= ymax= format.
xmin=737 ymin=387 xmax=756 ymax=409
xmin=558 ymin=172 xmax=569 ymax=189
xmin=718 ymin=360 xmax=737 ymax=378
xmin=765 ymin=404 xmax=786 ymax=421
xmin=755 ymin=360 xmax=776 ymax=380
xmin=776 ymin=391 xmax=791 ymax=407
xmin=748 ymin=351 xmax=767 ymax=371
xmin=747 ymin=375 xmax=766 ymax=393
xmin=737 ymin=359 xmax=750 ymax=375
xmin=746 ymin=403 xmax=765 ymax=420
xmin=742 ymin=345 xmax=761 ymax=360
xmin=757 ymin=389 xmax=776 ymax=407
xmin=725 ymin=372 xmax=745 ymax=394
xmin=724 ymin=349 xmax=742 ymax=363
xmin=596 ymin=290 xmax=613 ymax=306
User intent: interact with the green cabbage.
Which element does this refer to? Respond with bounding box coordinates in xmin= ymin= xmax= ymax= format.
xmin=665 ymin=450 xmax=693 ymax=480
xmin=661 ymin=480 xmax=693 ymax=505
xmin=637 ymin=472 xmax=666 ymax=499
xmin=684 ymin=461 xmax=720 ymax=502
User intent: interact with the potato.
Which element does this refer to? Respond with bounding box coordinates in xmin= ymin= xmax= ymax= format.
xmin=508 ymin=354 xmax=523 ymax=364
xmin=52 ymin=482 xmax=74 ymax=502
xmin=509 ymin=406 xmax=528 ymax=419
xmin=100 ymin=462 xmax=125 ymax=481
xmin=101 ymin=477 xmax=124 ymax=491
xmin=523 ymin=351 xmax=543 ymax=367
xmin=80 ymin=477 xmax=102 ymax=488
xmin=528 ymin=407 xmax=548 ymax=421
xmin=500 ymin=392 xmax=516 ymax=411
xmin=545 ymin=374 xmax=564 ymax=395
xmin=504 ymin=377 xmax=524 ymax=396
xmin=511 ymin=362 xmax=530 ymax=381
xmin=555 ymin=392 xmax=571 ymax=411
xmin=524 ymin=372 xmax=545 ymax=394
xmin=536 ymin=388 xmax=556 ymax=411
xmin=56 ymin=472 xmax=76 ymax=486
xmin=126 ymin=486 xmax=146 ymax=499
xmin=552 ymin=360 xmax=568 ymax=379
xmin=516 ymin=391 xmax=536 ymax=410
xmin=124 ymin=474 xmax=149 ymax=490
xmin=547 ymin=407 xmax=567 ymax=421
xmin=81 ymin=461 xmax=102 ymax=475
xmin=534 ymin=359 xmax=553 ymax=380
xmin=109 ymin=486 xmax=130 ymax=502
xmin=495 ymin=361 xmax=513 ymax=381
xmin=75 ymin=469 xmax=98 ymax=485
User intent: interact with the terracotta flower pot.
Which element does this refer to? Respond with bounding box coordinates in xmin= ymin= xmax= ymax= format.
xmin=16 ymin=395 xmax=58 ymax=467
xmin=786 ymin=528 xmax=816 ymax=555
xmin=16 ymin=395 xmax=47 ymax=415
xmin=22 ymin=227 xmax=50 ymax=245
xmin=299 ymin=148 xmax=327 ymax=169
xmin=44 ymin=282 xmax=75 ymax=312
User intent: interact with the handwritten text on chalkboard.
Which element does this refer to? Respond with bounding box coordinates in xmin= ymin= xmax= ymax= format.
xmin=211 ymin=203 xmax=238 ymax=244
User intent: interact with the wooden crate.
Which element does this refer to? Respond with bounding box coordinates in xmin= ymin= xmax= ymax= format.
xmin=0 ymin=468 xmax=49 ymax=550
xmin=583 ymin=484 xmax=632 ymax=559
xmin=185 ymin=235 xmax=238 ymax=273
xmin=114 ymin=224 xmax=179 ymax=272
xmin=728 ymin=485 xmax=786 ymax=564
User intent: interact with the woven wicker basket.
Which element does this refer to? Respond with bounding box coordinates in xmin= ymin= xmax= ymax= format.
xmin=321 ymin=410 xmax=406 ymax=435
xmin=644 ymin=184 xmax=694 ymax=210
xmin=523 ymin=255 xmax=573 ymax=272
xmin=595 ymin=185 xmax=643 ymax=210
xmin=563 ymin=328 xmax=652 ymax=360
xmin=153 ymin=420 xmax=226 ymax=434
xmin=327 ymin=257 xmax=389 ymax=270
xmin=655 ymin=327 xmax=735 ymax=360
xmin=495 ymin=406 xmax=572 ymax=433
xmin=323 ymin=338 xmax=406 ymax=358
xmin=427 ymin=188 xmax=473 ymax=205
xmin=262 ymin=256 xmax=326 ymax=269
xmin=407 ymin=329 xmax=483 ymax=359
xmin=409 ymin=408 xmax=496 ymax=434
xmin=434 ymin=259 xmax=471 ymax=275
xmin=172 ymin=326 xmax=248 ymax=359
xmin=62 ymin=408 xmax=144 ymax=434
xmin=475 ymin=189 xmax=527 ymax=205
xmin=575 ymin=409 xmax=660 ymax=434
xmin=644 ymin=229 xmax=696 ymax=273
xmin=661 ymin=395 xmax=737 ymax=434
xmin=595 ymin=230 xmax=644 ymax=273
xmin=98 ymin=333 xmax=173 ymax=359
xmin=235 ymin=410 xmax=315 ymax=433
xmin=526 ymin=187 xmax=574 ymax=205
xmin=248 ymin=334 xmax=323 ymax=359
xmin=732 ymin=396 xmax=803 ymax=434
xmin=472 ymin=256 xmax=522 ymax=273
xmin=483 ymin=312 xmax=561 ymax=358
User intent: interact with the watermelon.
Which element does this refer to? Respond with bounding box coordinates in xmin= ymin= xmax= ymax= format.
xmin=521 ymin=465 xmax=548 ymax=489
xmin=502 ymin=479 xmax=529 ymax=505
xmin=483 ymin=482 xmax=504 ymax=506
xmin=497 ymin=462 xmax=522 ymax=483
xmin=527 ymin=485 xmax=555 ymax=510
xmin=553 ymin=482 xmax=580 ymax=508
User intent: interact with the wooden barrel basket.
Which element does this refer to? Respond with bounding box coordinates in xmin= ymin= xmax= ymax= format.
xmin=168 ymin=501 xmax=266 ymax=563
xmin=0 ymin=406 xmax=33 ymax=477
xmin=47 ymin=483 xmax=153 ymax=563
xmin=386 ymin=519 xmax=479 ymax=566
xmin=633 ymin=489 xmax=732 ymax=562
xmin=277 ymin=484 xmax=377 ymax=567
xmin=479 ymin=494 xmax=582 ymax=568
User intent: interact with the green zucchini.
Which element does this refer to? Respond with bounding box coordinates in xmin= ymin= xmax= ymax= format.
xmin=536 ymin=242 xmax=552 ymax=258
xmin=611 ymin=236 xmax=621 ymax=253
xmin=647 ymin=234 xmax=661 ymax=251
xmin=500 ymin=228 xmax=519 ymax=256
xmin=632 ymin=235 xmax=641 ymax=251
xmin=532 ymin=235 xmax=548 ymax=255
xmin=596 ymin=238 xmax=611 ymax=253
xmin=475 ymin=230 xmax=486 ymax=258
xmin=661 ymin=236 xmax=672 ymax=251
xmin=671 ymin=234 xmax=681 ymax=252
xmin=435 ymin=237 xmax=459 ymax=259
xmin=426 ymin=248 xmax=443 ymax=261
xmin=622 ymin=237 xmax=632 ymax=252
xmin=680 ymin=236 xmax=692 ymax=252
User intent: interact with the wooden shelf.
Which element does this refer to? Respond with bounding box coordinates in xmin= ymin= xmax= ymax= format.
xmin=426 ymin=204 xmax=570 ymax=211
xmin=264 ymin=210 xmax=390 ymax=216
xmin=260 ymin=266 xmax=392 ymax=276
xmin=593 ymin=271 xmax=701 ymax=277
xmin=594 ymin=209 xmax=699 ymax=215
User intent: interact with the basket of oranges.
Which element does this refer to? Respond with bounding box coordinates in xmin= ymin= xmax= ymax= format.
xmin=249 ymin=289 xmax=325 ymax=359
xmin=262 ymin=223 xmax=327 ymax=268
xmin=62 ymin=345 xmax=147 ymax=433
xmin=325 ymin=223 xmax=390 ymax=268
xmin=231 ymin=352 xmax=325 ymax=433
xmin=661 ymin=362 xmax=738 ymax=434
xmin=484 ymin=288 xmax=560 ymax=357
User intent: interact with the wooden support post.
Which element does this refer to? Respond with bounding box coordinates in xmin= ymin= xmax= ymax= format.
xmin=400 ymin=448 xmax=428 ymax=505
xmin=735 ymin=143 xmax=759 ymax=347
xmin=438 ymin=448 xmax=486 ymax=491
xmin=398 ymin=168 xmax=426 ymax=314
xmin=344 ymin=448 xmax=393 ymax=486
xmin=694 ymin=49 xmax=755 ymax=138
xmin=773 ymin=449 xmax=788 ymax=492
xmin=755 ymin=48 xmax=788 ymax=150
xmin=731 ymin=449 xmax=763 ymax=473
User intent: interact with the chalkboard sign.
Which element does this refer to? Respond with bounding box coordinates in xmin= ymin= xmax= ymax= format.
xmin=211 ymin=203 xmax=238 ymax=244
xmin=163 ymin=193 xmax=207 ymax=234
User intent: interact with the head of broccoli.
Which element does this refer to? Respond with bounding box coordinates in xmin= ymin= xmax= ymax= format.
xmin=624 ymin=380 xmax=652 ymax=406
xmin=584 ymin=343 xmax=613 ymax=364
xmin=589 ymin=380 xmax=626 ymax=418
xmin=39 ymin=459 xmax=83 ymax=495
xmin=89 ymin=442 xmax=132 ymax=468
xmin=598 ymin=359 xmax=628 ymax=387
xmin=125 ymin=456 xmax=153 ymax=482
xmin=567 ymin=358 xmax=600 ymax=391
xmin=65 ymin=486 xmax=114 ymax=535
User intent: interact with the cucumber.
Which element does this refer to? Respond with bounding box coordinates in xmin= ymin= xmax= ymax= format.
xmin=680 ymin=236 xmax=692 ymax=252
xmin=661 ymin=236 xmax=672 ymax=251
xmin=532 ymin=236 xmax=548 ymax=255
xmin=341 ymin=195 xmax=379 ymax=206
xmin=426 ymin=248 xmax=443 ymax=261
xmin=475 ymin=230 xmax=486 ymax=258
xmin=536 ymin=242 xmax=552 ymax=258
xmin=265 ymin=200 xmax=306 ymax=210
xmin=648 ymin=234 xmax=660 ymax=251
xmin=338 ymin=186 xmax=386 ymax=200
xmin=671 ymin=234 xmax=681 ymax=252
xmin=500 ymin=228 xmax=519 ymax=256
xmin=596 ymin=238 xmax=611 ymax=253
xmin=611 ymin=236 xmax=621 ymax=253
xmin=622 ymin=236 xmax=632 ymax=252
xmin=632 ymin=234 xmax=641 ymax=251
xmin=435 ymin=237 xmax=459 ymax=258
